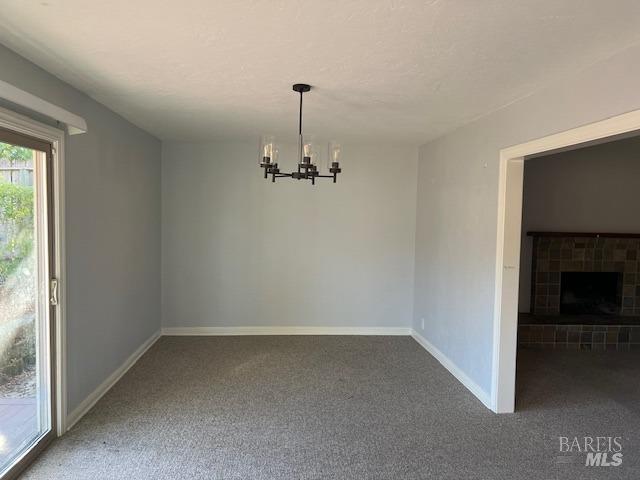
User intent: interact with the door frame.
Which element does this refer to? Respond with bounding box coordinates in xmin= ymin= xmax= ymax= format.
xmin=0 ymin=105 xmax=67 ymax=433
xmin=492 ymin=108 xmax=640 ymax=413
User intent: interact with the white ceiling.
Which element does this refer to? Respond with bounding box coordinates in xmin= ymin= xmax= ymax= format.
xmin=1 ymin=1 xmax=640 ymax=144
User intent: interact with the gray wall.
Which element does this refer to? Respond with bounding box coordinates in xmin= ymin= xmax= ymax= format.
xmin=162 ymin=142 xmax=417 ymax=330
xmin=519 ymin=136 xmax=640 ymax=312
xmin=0 ymin=44 xmax=161 ymax=412
xmin=414 ymin=44 xmax=640 ymax=398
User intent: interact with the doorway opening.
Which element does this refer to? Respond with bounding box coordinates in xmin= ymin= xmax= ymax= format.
xmin=492 ymin=109 xmax=640 ymax=413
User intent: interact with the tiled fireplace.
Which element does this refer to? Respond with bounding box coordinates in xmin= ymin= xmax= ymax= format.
xmin=519 ymin=232 xmax=640 ymax=351
xmin=530 ymin=233 xmax=640 ymax=315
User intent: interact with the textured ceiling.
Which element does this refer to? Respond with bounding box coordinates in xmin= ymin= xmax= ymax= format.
xmin=1 ymin=1 xmax=640 ymax=144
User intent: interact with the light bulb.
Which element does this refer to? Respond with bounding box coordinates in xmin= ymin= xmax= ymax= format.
xmin=300 ymin=134 xmax=316 ymax=165
xmin=328 ymin=142 xmax=341 ymax=168
xmin=259 ymin=135 xmax=277 ymax=165
xmin=263 ymin=143 xmax=273 ymax=159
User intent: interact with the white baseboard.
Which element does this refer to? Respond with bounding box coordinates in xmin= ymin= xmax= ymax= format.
xmin=411 ymin=329 xmax=492 ymax=410
xmin=65 ymin=329 xmax=161 ymax=430
xmin=162 ymin=326 xmax=412 ymax=336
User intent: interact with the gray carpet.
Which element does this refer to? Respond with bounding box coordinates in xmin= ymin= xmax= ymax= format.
xmin=20 ymin=336 xmax=640 ymax=479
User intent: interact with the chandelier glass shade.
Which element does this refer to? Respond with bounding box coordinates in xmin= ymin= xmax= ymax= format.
xmin=259 ymin=84 xmax=342 ymax=184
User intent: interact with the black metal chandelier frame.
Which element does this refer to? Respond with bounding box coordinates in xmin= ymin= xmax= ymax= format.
xmin=260 ymin=84 xmax=342 ymax=184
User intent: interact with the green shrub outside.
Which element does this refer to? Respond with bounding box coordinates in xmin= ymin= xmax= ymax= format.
xmin=0 ymin=181 xmax=34 ymax=282
xmin=0 ymin=143 xmax=35 ymax=385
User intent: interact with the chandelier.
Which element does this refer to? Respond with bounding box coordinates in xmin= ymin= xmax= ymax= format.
xmin=259 ymin=84 xmax=342 ymax=184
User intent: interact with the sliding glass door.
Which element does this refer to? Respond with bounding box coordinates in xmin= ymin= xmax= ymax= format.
xmin=0 ymin=128 xmax=56 ymax=479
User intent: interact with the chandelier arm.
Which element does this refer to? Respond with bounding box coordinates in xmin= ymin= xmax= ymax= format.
xmin=316 ymin=174 xmax=338 ymax=183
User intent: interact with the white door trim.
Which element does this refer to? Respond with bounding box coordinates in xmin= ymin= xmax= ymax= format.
xmin=0 ymin=105 xmax=67 ymax=433
xmin=492 ymin=109 xmax=640 ymax=413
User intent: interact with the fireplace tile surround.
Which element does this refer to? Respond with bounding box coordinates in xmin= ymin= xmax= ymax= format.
xmin=520 ymin=232 xmax=640 ymax=351
xmin=530 ymin=233 xmax=640 ymax=316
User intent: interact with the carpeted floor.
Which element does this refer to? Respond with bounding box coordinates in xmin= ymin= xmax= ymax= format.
xmin=20 ymin=336 xmax=640 ymax=479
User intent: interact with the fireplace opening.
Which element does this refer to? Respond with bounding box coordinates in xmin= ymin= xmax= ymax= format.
xmin=560 ymin=272 xmax=622 ymax=315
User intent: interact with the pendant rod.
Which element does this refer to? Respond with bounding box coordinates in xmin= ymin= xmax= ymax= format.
xmin=298 ymin=90 xmax=303 ymax=136
xmin=292 ymin=84 xmax=310 ymax=164
xmin=298 ymin=91 xmax=303 ymax=164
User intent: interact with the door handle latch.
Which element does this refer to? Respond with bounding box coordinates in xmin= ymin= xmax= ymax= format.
xmin=50 ymin=278 xmax=59 ymax=306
